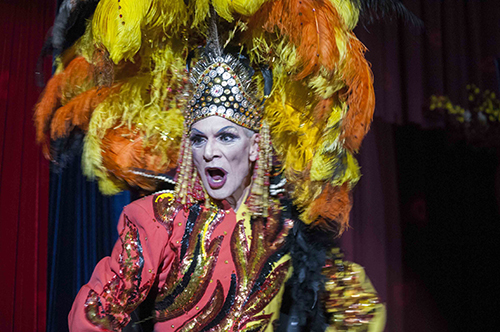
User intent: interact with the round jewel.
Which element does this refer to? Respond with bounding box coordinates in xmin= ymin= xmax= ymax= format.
xmin=214 ymin=98 xmax=220 ymax=104
xmin=216 ymin=67 xmax=224 ymax=75
xmin=227 ymin=78 xmax=236 ymax=86
xmin=231 ymin=86 xmax=240 ymax=94
xmin=224 ymin=101 xmax=230 ymax=107
xmin=229 ymin=96 xmax=235 ymax=101
xmin=199 ymin=83 xmax=205 ymax=90
xmin=224 ymin=89 xmax=231 ymax=95
xmin=242 ymin=100 xmax=248 ymax=108
xmin=222 ymin=72 xmax=231 ymax=80
xmin=216 ymin=56 xmax=224 ymax=62
xmin=209 ymin=104 xmax=217 ymax=113
xmin=234 ymin=103 xmax=239 ymax=108
xmin=214 ymin=77 xmax=221 ymax=84
xmin=190 ymin=99 xmax=196 ymax=105
xmin=194 ymin=91 xmax=201 ymax=99
xmin=217 ymin=105 xmax=226 ymax=114
xmin=226 ymin=108 xmax=234 ymax=117
xmin=202 ymin=107 xmax=208 ymax=114
xmin=222 ymin=81 xmax=227 ymax=87
xmin=235 ymin=94 xmax=243 ymax=102
xmin=220 ymin=96 xmax=227 ymax=102
xmin=210 ymin=84 xmax=224 ymax=97
xmin=209 ymin=70 xmax=217 ymax=78
xmin=203 ymin=76 xmax=210 ymax=83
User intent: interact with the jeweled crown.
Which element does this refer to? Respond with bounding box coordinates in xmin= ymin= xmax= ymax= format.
xmin=186 ymin=53 xmax=263 ymax=131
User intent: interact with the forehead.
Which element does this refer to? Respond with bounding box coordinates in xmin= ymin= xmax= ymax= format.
xmin=191 ymin=116 xmax=244 ymax=134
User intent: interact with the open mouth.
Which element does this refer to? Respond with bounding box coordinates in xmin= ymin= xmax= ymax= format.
xmin=205 ymin=167 xmax=227 ymax=189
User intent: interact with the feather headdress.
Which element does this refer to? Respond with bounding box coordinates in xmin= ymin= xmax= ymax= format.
xmin=35 ymin=0 xmax=419 ymax=234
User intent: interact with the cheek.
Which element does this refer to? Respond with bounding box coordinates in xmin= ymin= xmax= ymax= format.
xmin=191 ymin=148 xmax=203 ymax=169
xmin=226 ymin=146 xmax=251 ymax=174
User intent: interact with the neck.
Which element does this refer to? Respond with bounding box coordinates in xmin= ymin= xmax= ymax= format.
xmin=225 ymin=180 xmax=251 ymax=212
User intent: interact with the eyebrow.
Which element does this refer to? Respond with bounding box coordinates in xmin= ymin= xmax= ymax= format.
xmin=190 ymin=128 xmax=204 ymax=135
xmin=190 ymin=125 xmax=237 ymax=136
xmin=216 ymin=126 xmax=237 ymax=135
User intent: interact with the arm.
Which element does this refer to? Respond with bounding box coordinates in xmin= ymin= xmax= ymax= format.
xmin=69 ymin=199 xmax=170 ymax=331
xmin=323 ymin=260 xmax=386 ymax=332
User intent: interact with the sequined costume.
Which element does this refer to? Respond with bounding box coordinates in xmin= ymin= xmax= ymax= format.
xmin=70 ymin=193 xmax=293 ymax=331
xmin=69 ymin=192 xmax=385 ymax=332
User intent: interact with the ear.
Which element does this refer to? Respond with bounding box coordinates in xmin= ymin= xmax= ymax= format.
xmin=248 ymin=133 xmax=259 ymax=162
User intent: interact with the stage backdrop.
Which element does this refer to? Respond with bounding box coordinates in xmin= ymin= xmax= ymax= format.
xmin=0 ymin=0 xmax=54 ymax=331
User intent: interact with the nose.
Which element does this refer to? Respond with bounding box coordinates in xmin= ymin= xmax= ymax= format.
xmin=203 ymin=138 xmax=221 ymax=161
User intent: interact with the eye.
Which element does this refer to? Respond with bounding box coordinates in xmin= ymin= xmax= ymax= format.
xmin=218 ymin=132 xmax=238 ymax=143
xmin=190 ymin=135 xmax=206 ymax=147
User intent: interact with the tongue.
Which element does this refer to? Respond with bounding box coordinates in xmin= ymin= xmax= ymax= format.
xmin=212 ymin=174 xmax=223 ymax=181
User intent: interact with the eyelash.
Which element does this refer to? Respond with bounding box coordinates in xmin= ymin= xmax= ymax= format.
xmin=189 ymin=132 xmax=239 ymax=146
xmin=218 ymin=133 xmax=237 ymax=142
xmin=190 ymin=135 xmax=205 ymax=146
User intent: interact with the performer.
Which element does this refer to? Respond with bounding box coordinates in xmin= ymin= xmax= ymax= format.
xmin=35 ymin=0 xmax=417 ymax=330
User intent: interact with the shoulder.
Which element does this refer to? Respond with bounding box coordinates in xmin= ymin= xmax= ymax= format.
xmin=123 ymin=192 xmax=187 ymax=236
xmin=122 ymin=194 xmax=156 ymax=218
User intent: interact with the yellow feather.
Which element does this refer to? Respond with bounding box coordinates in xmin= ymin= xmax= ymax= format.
xmin=194 ymin=0 xmax=210 ymax=26
xmin=212 ymin=0 xmax=234 ymax=22
xmin=155 ymin=0 xmax=189 ymax=29
xmin=308 ymin=73 xmax=344 ymax=99
xmin=330 ymin=0 xmax=359 ymax=30
xmin=92 ymin=0 xmax=153 ymax=63
xmin=231 ymin=0 xmax=269 ymax=16
xmin=75 ymin=22 xmax=96 ymax=62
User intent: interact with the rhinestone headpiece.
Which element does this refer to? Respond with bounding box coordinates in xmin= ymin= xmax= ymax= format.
xmin=186 ymin=53 xmax=263 ymax=131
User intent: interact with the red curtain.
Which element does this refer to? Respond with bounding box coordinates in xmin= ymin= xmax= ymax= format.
xmin=0 ymin=0 xmax=54 ymax=331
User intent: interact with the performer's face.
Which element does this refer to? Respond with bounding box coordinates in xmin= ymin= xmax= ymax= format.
xmin=190 ymin=116 xmax=258 ymax=206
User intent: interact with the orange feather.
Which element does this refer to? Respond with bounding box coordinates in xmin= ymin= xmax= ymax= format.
xmin=101 ymin=127 xmax=178 ymax=191
xmin=340 ymin=36 xmax=375 ymax=152
xmin=254 ymin=0 xmax=342 ymax=79
xmin=313 ymin=98 xmax=334 ymax=124
xmin=308 ymin=182 xmax=351 ymax=235
xmin=34 ymin=56 xmax=94 ymax=157
xmin=50 ymin=85 xmax=119 ymax=139
xmin=60 ymin=57 xmax=94 ymax=100
xmin=34 ymin=74 xmax=63 ymax=158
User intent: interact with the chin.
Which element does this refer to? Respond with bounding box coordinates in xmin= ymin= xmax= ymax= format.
xmin=203 ymin=185 xmax=234 ymax=202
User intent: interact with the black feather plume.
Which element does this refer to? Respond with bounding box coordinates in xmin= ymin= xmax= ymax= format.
xmin=50 ymin=128 xmax=84 ymax=173
xmin=353 ymin=0 xmax=423 ymax=29
xmin=55 ymin=0 xmax=100 ymax=55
